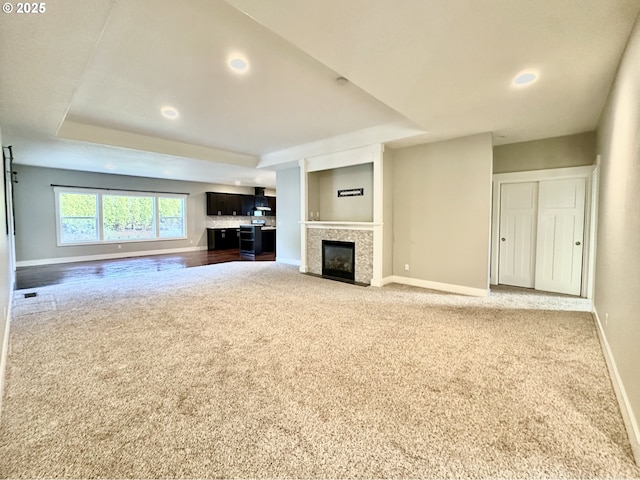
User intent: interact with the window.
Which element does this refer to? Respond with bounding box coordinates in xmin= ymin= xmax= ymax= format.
xmin=103 ymin=194 xmax=155 ymax=241
xmin=158 ymin=196 xmax=185 ymax=238
xmin=58 ymin=192 xmax=99 ymax=244
xmin=54 ymin=187 xmax=187 ymax=246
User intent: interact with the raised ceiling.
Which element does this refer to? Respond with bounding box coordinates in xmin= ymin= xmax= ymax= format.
xmin=1 ymin=0 xmax=638 ymax=187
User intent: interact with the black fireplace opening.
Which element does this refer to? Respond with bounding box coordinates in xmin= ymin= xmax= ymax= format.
xmin=322 ymin=240 xmax=355 ymax=283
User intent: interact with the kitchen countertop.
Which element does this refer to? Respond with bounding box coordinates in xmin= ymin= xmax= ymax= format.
xmin=209 ymin=225 xmax=275 ymax=229
xmin=238 ymin=224 xmax=276 ymax=230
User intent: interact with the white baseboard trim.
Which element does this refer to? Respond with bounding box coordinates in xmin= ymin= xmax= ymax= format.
xmin=593 ymin=307 xmax=640 ymax=466
xmin=276 ymin=257 xmax=301 ymax=267
xmin=16 ymin=246 xmax=208 ymax=268
xmin=388 ymin=275 xmax=489 ymax=297
xmin=370 ymin=276 xmax=394 ymax=287
xmin=0 ymin=278 xmax=14 ymax=419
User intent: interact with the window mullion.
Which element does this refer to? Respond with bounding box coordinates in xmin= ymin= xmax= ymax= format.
xmin=155 ymin=196 xmax=160 ymax=239
xmin=98 ymin=193 xmax=104 ymax=241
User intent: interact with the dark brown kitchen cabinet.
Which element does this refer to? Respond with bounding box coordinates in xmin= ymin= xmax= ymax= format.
xmin=230 ymin=228 xmax=240 ymax=248
xmin=267 ymin=196 xmax=276 ymax=215
xmin=262 ymin=228 xmax=275 ymax=253
xmin=206 ymin=192 xmax=225 ymax=216
xmin=207 ymin=192 xmax=275 ymax=217
xmin=226 ymin=194 xmax=241 ymax=216
xmin=239 ymin=225 xmax=262 ymax=256
xmin=240 ymin=194 xmax=255 ymax=216
xmin=207 ymin=192 xmax=242 ymax=216
xmin=207 ymin=228 xmax=240 ymax=250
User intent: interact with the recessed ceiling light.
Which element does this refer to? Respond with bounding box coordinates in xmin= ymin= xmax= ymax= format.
xmin=228 ymin=55 xmax=249 ymax=73
xmin=512 ymin=70 xmax=539 ymax=87
xmin=105 ymin=163 xmax=116 ymax=170
xmin=161 ymin=106 xmax=179 ymax=119
xmin=234 ymin=180 xmax=242 ymax=185
xmin=164 ymin=170 xmax=174 ymax=176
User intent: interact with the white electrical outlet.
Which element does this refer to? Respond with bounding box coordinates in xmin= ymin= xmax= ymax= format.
xmin=117 ymin=244 xmax=121 ymax=249
xmin=404 ymin=264 xmax=410 ymax=271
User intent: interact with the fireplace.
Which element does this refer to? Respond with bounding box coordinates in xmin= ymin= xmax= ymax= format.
xmin=322 ymin=240 xmax=355 ymax=282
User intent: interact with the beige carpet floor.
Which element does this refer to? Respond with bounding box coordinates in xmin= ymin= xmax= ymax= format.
xmin=1 ymin=262 xmax=638 ymax=479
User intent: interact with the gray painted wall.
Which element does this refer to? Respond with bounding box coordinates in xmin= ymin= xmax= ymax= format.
xmin=313 ymin=163 xmax=373 ymax=222
xmin=595 ymin=14 xmax=640 ymax=459
xmin=275 ymin=166 xmax=301 ymax=263
xmin=391 ymin=133 xmax=493 ymax=290
xmin=13 ymin=165 xmax=263 ymax=263
xmin=493 ymin=132 xmax=596 ymax=174
xmin=307 ymin=170 xmax=319 ymax=220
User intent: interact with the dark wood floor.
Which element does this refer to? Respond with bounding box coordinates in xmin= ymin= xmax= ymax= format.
xmin=16 ymin=249 xmax=276 ymax=290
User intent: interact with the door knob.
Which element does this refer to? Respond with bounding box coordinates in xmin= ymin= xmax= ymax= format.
xmin=575 ymin=241 xmax=581 ymax=246
xmin=501 ymin=238 xmax=506 ymax=241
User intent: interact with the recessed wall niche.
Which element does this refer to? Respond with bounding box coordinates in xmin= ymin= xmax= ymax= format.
xmin=307 ymin=163 xmax=373 ymax=222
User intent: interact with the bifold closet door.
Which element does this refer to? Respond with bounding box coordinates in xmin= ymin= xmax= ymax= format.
xmin=498 ymin=182 xmax=538 ymax=288
xmin=534 ymin=178 xmax=585 ymax=296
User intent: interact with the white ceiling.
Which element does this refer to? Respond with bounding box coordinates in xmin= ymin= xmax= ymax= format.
xmin=1 ymin=0 xmax=638 ymax=188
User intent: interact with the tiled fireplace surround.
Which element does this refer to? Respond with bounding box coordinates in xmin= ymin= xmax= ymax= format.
xmin=306 ymin=227 xmax=373 ymax=285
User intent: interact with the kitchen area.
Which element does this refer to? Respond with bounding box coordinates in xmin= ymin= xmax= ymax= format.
xmin=206 ymin=187 xmax=276 ymax=258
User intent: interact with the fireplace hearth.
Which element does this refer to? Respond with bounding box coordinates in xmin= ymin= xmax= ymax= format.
xmin=322 ymin=240 xmax=356 ymax=283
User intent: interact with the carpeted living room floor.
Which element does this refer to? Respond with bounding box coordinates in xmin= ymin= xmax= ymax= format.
xmin=1 ymin=262 xmax=638 ymax=478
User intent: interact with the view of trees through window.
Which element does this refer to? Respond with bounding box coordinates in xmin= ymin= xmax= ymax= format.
xmin=59 ymin=193 xmax=98 ymax=243
xmin=158 ymin=197 xmax=185 ymax=238
xmin=103 ymin=195 xmax=154 ymax=240
xmin=57 ymin=189 xmax=186 ymax=244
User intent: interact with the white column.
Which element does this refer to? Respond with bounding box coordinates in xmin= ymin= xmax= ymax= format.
xmin=371 ymin=144 xmax=384 ymax=286
xmin=299 ymin=158 xmax=309 ymax=273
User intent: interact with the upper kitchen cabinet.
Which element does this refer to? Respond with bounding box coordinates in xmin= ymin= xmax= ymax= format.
xmin=267 ymin=196 xmax=276 ymax=215
xmin=240 ymin=195 xmax=255 ymax=216
xmin=207 ymin=192 xmax=242 ymax=216
xmin=206 ymin=192 xmax=225 ymax=216
xmin=226 ymin=194 xmax=241 ymax=216
xmin=206 ymin=189 xmax=276 ymax=216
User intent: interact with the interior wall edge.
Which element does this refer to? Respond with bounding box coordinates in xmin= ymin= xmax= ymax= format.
xmin=0 ymin=284 xmax=12 ymax=419
xmin=592 ymin=308 xmax=640 ymax=466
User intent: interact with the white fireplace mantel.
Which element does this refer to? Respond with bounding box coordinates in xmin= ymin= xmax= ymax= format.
xmin=301 ymin=221 xmax=381 ymax=231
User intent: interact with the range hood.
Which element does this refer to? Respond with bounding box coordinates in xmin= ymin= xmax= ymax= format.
xmin=253 ymin=187 xmax=271 ymax=212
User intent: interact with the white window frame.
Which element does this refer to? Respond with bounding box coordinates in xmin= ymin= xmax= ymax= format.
xmin=54 ymin=186 xmax=188 ymax=246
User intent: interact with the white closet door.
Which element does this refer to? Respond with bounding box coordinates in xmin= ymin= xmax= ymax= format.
xmin=498 ymin=182 xmax=538 ymax=288
xmin=534 ymin=178 xmax=585 ymax=295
